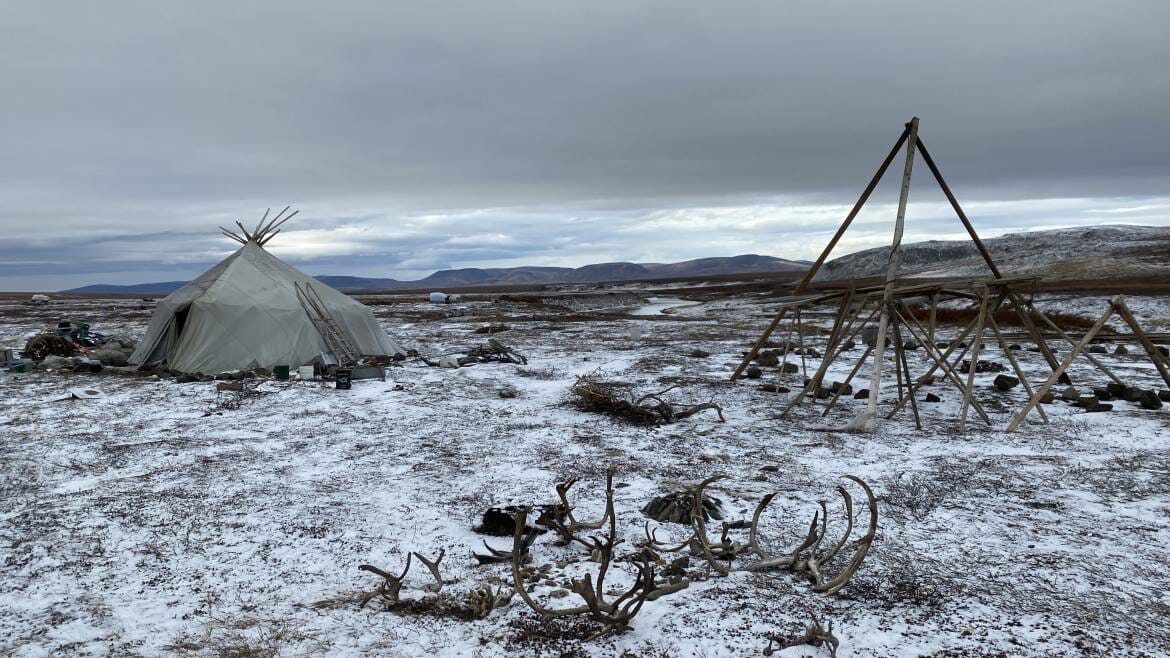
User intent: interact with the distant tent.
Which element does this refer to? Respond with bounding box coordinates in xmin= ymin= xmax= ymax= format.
xmin=129 ymin=208 xmax=405 ymax=373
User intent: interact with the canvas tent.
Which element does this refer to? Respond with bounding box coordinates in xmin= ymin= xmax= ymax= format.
xmin=130 ymin=211 xmax=404 ymax=373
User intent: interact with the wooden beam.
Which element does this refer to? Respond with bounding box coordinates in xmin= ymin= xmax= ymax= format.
xmin=916 ymin=137 xmax=1003 ymax=279
xmin=1111 ymin=297 xmax=1170 ymax=389
xmin=987 ymin=314 xmax=1048 ymax=424
xmin=958 ymin=288 xmax=990 ymax=431
xmin=1006 ymin=299 xmax=1119 ymax=432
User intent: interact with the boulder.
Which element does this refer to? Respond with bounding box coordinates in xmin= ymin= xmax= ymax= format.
xmin=216 ymin=381 xmax=244 ymax=392
xmin=1086 ymin=345 xmax=1107 ymax=354
xmin=1008 ymin=344 xmax=1022 ymax=351
xmin=902 ymin=341 xmax=919 ymax=351
xmin=1060 ymin=386 xmax=1081 ymax=402
xmin=1092 ymin=387 xmax=1113 ymax=401
xmin=1039 ymin=391 xmax=1056 ymax=404
xmin=993 ymin=375 xmax=1020 ymax=391
xmin=1137 ymin=389 xmax=1163 ymax=410
xmin=842 ymin=339 xmax=857 ymax=351
xmin=830 ymin=381 xmax=853 ymax=396
xmin=756 ymin=350 xmax=780 ymax=367
xmin=1085 ymin=403 xmax=1113 ymax=413
xmin=745 ymin=366 xmax=763 ymax=379
xmin=1159 ymin=390 xmax=1170 ymax=403
xmin=1106 ymin=382 xmax=1128 ymax=397
xmin=814 ymin=386 xmax=832 ymax=400
xmin=924 ymin=393 xmax=941 ymax=403
xmin=1075 ymin=395 xmax=1100 ymax=410
xmin=853 ymin=388 xmax=870 ymax=399
xmin=780 ymin=362 xmax=800 ymax=374
xmin=1114 ymin=344 xmax=1129 ymax=355
xmin=758 ymin=384 xmax=789 ymax=393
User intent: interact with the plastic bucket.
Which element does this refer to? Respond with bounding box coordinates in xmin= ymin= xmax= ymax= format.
xmin=297 ymin=365 xmax=314 ymax=380
xmin=274 ymin=365 xmax=290 ymax=381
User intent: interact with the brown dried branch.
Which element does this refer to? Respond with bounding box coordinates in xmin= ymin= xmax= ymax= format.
xmin=570 ymin=375 xmax=724 ymax=425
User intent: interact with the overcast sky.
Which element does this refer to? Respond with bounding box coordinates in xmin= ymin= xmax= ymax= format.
xmin=2 ymin=1 xmax=1169 ymax=291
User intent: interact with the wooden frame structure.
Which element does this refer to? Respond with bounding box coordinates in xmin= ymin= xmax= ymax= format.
xmin=734 ymin=118 xmax=1169 ymax=432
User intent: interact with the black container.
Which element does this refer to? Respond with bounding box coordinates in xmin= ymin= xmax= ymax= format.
xmin=335 ymin=368 xmax=352 ymax=390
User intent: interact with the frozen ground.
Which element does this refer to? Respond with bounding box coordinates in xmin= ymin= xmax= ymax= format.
xmin=2 ymin=291 xmax=1170 ymax=657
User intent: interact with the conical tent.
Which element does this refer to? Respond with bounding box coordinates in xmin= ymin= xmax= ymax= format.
xmin=130 ymin=233 xmax=404 ymax=374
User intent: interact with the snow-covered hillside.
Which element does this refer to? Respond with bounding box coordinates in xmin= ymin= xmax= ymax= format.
xmin=817 ymin=224 xmax=1170 ymax=280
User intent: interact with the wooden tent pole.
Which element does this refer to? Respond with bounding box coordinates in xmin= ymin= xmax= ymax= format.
xmin=1006 ymin=299 xmax=1119 ymax=432
xmin=916 ymin=137 xmax=1003 ymax=279
xmin=864 ymin=117 xmax=920 ymax=429
xmin=889 ymin=306 xmax=921 ymax=429
xmin=896 ymin=308 xmax=992 ymax=425
xmin=821 ymin=345 xmax=873 ymax=417
xmin=987 ymin=314 xmax=1048 ymax=424
xmin=1021 ymin=297 xmax=1126 ymax=386
xmin=1111 ymin=298 xmax=1170 ymax=388
xmin=958 ymin=287 xmax=990 ymax=431
xmin=730 ymin=123 xmax=912 ymax=381
xmin=780 ymin=302 xmax=880 ymax=418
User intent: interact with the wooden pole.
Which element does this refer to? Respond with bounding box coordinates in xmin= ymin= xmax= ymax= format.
xmin=896 ymin=309 xmax=992 ymax=425
xmin=864 ymin=117 xmax=920 ymax=430
xmin=730 ymin=123 xmax=912 ymax=381
xmin=780 ymin=303 xmax=880 ymax=417
xmin=1006 ymin=299 xmax=1119 ymax=432
xmin=1022 ymin=297 xmax=1126 ymax=386
xmin=1004 ymin=290 xmax=1062 ymax=375
xmin=889 ymin=306 xmax=922 ymax=429
xmin=928 ymin=293 xmax=938 ymax=346
xmin=1111 ymin=298 xmax=1170 ymax=388
xmin=820 ymin=345 xmax=874 ymax=417
xmin=987 ymin=314 xmax=1048 ymax=424
xmin=915 ymin=137 xmax=1003 ymax=279
xmin=888 ymin=311 xmax=982 ymax=417
xmin=958 ymin=288 xmax=990 ymax=431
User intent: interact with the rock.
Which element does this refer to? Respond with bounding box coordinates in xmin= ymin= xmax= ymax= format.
xmin=1106 ymin=382 xmax=1128 ymax=397
xmin=916 ymin=374 xmax=936 ymax=386
xmin=1008 ymin=344 xmax=1022 ymax=351
xmin=41 ymin=355 xmax=74 ymax=370
xmin=1086 ymin=345 xmax=1107 ymax=354
xmin=1076 ymin=395 xmax=1100 ymax=410
xmin=842 ymin=339 xmax=856 ymax=350
xmin=1159 ymin=390 xmax=1170 ymax=403
xmin=1123 ymin=387 xmax=1144 ymax=402
xmin=1060 ymin=386 xmax=1080 ymax=401
xmin=853 ymin=388 xmax=869 ymax=399
xmin=1085 ymin=403 xmax=1113 ymax=412
xmin=755 ymin=350 xmax=780 ymax=367
xmin=498 ymin=386 xmax=518 ymax=399
xmin=1058 ymin=372 xmax=1072 ymax=385
xmin=216 ymin=381 xmax=244 ymax=392
xmin=760 ymin=465 xmax=780 ymax=472
xmin=993 ymin=375 xmax=1019 ymax=391
xmin=780 ymin=363 xmax=799 ymax=374
xmin=1137 ymin=389 xmax=1163 ymax=410
xmin=1114 ymin=344 xmax=1129 ymax=355
xmin=1039 ymin=391 xmax=1056 ymax=404
xmin=1092 ymin=387 xmax=1113 ymax=401
xmin=175 ymin=374 xmax=201 ymax=384
xmin=815 ymin=386 xmax=832 ymax=400
xmin=862 ymin=326 xmax=890 ymax=348
xmin=745 ymin=366 xmax=763 ymax=379
xmin=687 ymin=349 xmax=711 ymax=358
xmin=799 ymin=347 xmax=822 ymax=358
xmin=758 ymin=384 xmax=789 ymax=393
xmin=92 ymin=347 xmax=131 ymax=366
xmin=902 ymin=341 xmax=919 ymax=351
xmin=924 ymin=393 xmax=941 ymax=403
xmin=830 ymin=381 xmax=853 ymax=396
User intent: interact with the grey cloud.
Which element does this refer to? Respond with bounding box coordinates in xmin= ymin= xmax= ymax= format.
xmin=1 ymin=1 xmax=1169 ymax=290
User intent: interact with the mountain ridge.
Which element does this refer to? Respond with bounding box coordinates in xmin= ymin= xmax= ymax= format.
xmin=64 ymin=254 xmax=809 ymax=294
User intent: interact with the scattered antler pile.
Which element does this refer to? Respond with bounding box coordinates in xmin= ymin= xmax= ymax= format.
xmin=569 ymin=375 xmax=724 ymax=425
xmin=644 ymin=474 xmax=878 ymax=594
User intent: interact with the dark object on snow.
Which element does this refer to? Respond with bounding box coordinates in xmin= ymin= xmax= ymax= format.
xmin=960 ymin=360 xmax=1005 ymax=374
xmin=830 ymin=381 xmax=853 ymax=396
xmin=1086 ymin=403 xmax=1113 ymax=413
xmin=641 ymin=490 xmax=723 ymax=524
xmin=1106 ymin=382 xmax=1128 ymax=397
xmin=853 ymin=388 xmax=869 ymax=399
xmin=274 ymin=365 xmax=290 ymax=381
xmin=1114 ymin=344 xmax=1129 ymax=355
xmin=687 ymin=349 xmax=711 ymax=359
xmin=23 ymin=334 xmax=76 ymax=361
xmin=335 ymin=368 xmax=352 ymax=390
xmin=758 ymin=384 xmax=790 ymax=393
xmin=993 ymin=375 xmax=1019 ymax=391
xmin=815 ymin=386 xmax=832 ymax=400
xmin=474 ymin=324 xmax=510 ymax=334
xmin=1159 ymin=390 xmax=1170 ymax=403
xmin=570 ymin=375 xmax=724 ymax=425
xmin=756 ymin=350 xmax=780 ymax=367
xmin=1008 ymin=343 xmax=1022 ymax=351
xmin=862 ymin=326 xmax=889 ymax=348
xmin=1086 ymin=345 xmax=1108 ymax=354
xmin=1058 ymin=372 xmax=1072 ymax=385
xmin=1136 ymin=389 xmax=1163 ymax=410
xmin=1092 ymin=387 xmax=1113 ymax=401
xmin=1039 ymin=391 xmax=1056 ymax=404
xmin=498 ymin=386 xmax=518 ymax=399
xmin=924 ymin=393 xmax=941 ymax=403
xmin=465 ymin=338 xmax=528 ymax=365
xmin=1076 ymin=395 xmax=1100 ymax=410
xmin=780 ymin=362 xmax=800 ymax=374
xmin=1060 ymin=386 xmax=1081 ymax=402
xmin=902 ymin=341 xmax=919 ymax=351
xmin=842 ymin=339 xmax=856 ymax=350
xmin=745 ymin=366 xmax=763 ymax=379
xmin=475 ymin=505 xmax=564 ymax=537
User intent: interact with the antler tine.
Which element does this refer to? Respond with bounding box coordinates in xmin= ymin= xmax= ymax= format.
xmin=412 ymin=549 xmax=446 ymax=592
xmin=509 ymin=509 xmax=590 ymax=618
xmin=817 ymin=486 xmax=856 ymax=566
xmin=746 ymin=492 xmax=777 ymax=558
xmin=813 ymin=475 xmax=878 ymax=595
xmin=644 ymin=521 xmax=693 ymax=553
xmin=688 ymin=474 xmax=732 ymax=575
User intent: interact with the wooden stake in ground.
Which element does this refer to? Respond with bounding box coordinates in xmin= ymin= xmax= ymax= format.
xmin=958 ymin=288 xmax=990 ymax=431
xmin=1005 ymin=298 xmax=1120 ymax=432
xmin=864 ymin=117 xmax=920 ymax=431
xmin=1104 ymin=298 xmax=1170 ymax=389
xmin=987 ymin=314 xmax=1048 ymax=424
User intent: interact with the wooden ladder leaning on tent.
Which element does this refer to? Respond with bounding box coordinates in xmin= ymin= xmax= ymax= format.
xmin=295 ymin=281 xmax=360 ymax=367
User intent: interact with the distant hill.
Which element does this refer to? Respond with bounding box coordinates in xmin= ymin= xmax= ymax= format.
xmin=815 ymin=224 xmax=1170 ymax=281
xmin=62 ymin=254 xmax=809 ymax=294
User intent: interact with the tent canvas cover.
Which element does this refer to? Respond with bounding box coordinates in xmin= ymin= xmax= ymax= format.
xmin=130 ymin=240 xmax=404 ymax=374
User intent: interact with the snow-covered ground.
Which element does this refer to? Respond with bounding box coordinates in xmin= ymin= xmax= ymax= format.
xmin=2 ymin=292 xmax=1170 ymax=656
